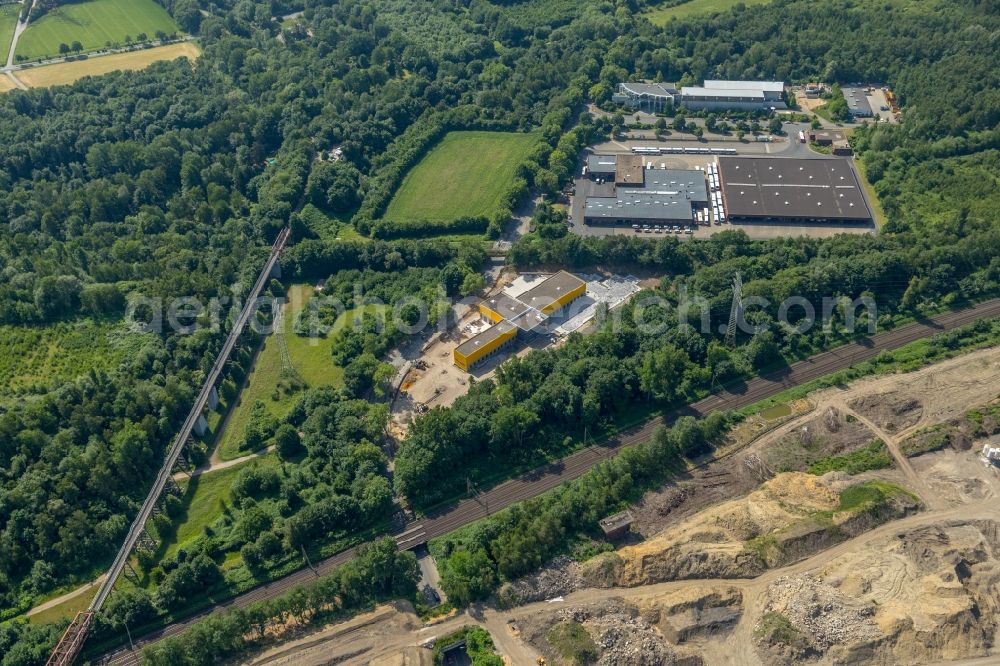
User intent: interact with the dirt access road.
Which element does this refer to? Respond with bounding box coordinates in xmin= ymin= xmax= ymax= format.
xmin=233 ymin=495 xmax=1000 ymax=666
xmin=97 ymin=297 xmax=1000 ymax=664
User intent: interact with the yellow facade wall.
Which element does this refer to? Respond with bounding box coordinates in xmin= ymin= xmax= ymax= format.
xmin=478 ymin=302 xmax=505 ymax=323
xmin=541 ymin=282 xmax=586 ymax=315
xmin=454 ymin=325 xmax=517 ymax=371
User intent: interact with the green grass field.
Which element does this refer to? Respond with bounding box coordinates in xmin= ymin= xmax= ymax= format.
xmin=0 ymin=318 xmax=147 ymax=399
xmin=0 ymin=4 xmax=19 ymax=63
xmin=16 ymin=0 xmax=180 ymax=62
xmin=27 ymin=584 xmax=95 ymax=625
xmin=646 ymin=0 xmax=772 ymax=24
xmin=215 ymin=284 xmax=352 ymax=461
xmin=382 ymin=130 xmax=541 ymax=222
xmin=161 ymin=455 xmax=280 ymax=560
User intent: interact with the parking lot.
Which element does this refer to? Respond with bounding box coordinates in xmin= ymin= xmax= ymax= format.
xmin=866 ymin=87 xmax=899 ymax=123
xmin=571 ymin=216 xmax=874 ymax=241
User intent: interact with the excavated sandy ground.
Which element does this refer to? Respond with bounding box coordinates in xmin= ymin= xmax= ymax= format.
xmin=241 ymin=602 xmax=428 ymax=666
xmin=818 ymin=345 xmax=1000 ymax=437
xmin=755 ymin=518 xmax=1000 ymax=665
xmin=610 ymin=472 xmax=864 ymax=586
xmin=238 ymin=347 xmax=1000 ymax=666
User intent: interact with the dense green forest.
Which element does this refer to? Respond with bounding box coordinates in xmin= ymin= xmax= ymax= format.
xmin=0 ymin=0 xmax=611 ymax=657
xmin=0 ymin=0 xmax=998 ymax=661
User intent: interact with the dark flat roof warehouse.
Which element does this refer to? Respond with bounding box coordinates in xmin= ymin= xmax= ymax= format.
xmin=718 ymin=157 xmax=872 ymax=222
xmin=585 ymin=191 xmax=696 ymax=222
xmin=481 ymin=293 xmax=531 ymax=321
xmin=584 ymin=166 xmax=709 ymax=224
xmin=517 ymin=271 xmax=586 ymax=312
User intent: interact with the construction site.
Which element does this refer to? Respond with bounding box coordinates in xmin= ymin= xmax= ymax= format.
xmin=281 ymin=342 xmax=1000 ymax=665
xmin=389 ymin=270 xmax=640 ymax=437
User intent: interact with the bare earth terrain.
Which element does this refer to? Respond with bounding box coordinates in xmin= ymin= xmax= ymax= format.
xmin=246 ymin=346 xmax=1000 ymax=666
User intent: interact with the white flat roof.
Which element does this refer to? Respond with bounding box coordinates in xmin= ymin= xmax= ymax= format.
xmin=682 ymin=86 xmax=766 ymax=100
xmin=703 ymin=80 xmax=784 ymax=93
xmin=620 ymin=82 xmax=677 ymax=97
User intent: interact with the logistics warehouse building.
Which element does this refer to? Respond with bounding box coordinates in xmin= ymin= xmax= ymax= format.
xmin=454 ymin=271 xmax=587 ymax=371
xmin=613 ymin=79 xmax=786 ymax=112
xmin=584 ymin=154 xmax=710 ymax=227
xmin=718 ymin=157 xmax=873 ymax=225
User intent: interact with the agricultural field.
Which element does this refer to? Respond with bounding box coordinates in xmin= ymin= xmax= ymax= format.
xmin=15 ymin=0 xmax=180 ymax=62
xmin=0 ymin=3 xmax=19 ymax=64
xmin=215 ymin=284 xmax=355 ymax=461
xmin=645 ymin=0 xmax=772 ymax=24
xmin=382 ymin=130 xmax=541 ymax=222
xmin=0 ymin=319 xmax=147 ymax=399
xmin=13 ymin=41 xmax=200 ymax=88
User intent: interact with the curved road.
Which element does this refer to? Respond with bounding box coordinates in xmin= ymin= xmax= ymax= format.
xmin=99 ymin=296 xmax=1000 ymax=664
xmin=3 ymin=1 xmax=30 ymax=89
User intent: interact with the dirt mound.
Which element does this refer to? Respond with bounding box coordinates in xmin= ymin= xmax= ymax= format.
xmin=754 ymin=575 xmax=881 ymax=664
xmin=578 ymin=551 xmax=623 ymax=588
xmin=761 ymin=407 xmax=878 ymax=473
xmin=636 ymin=586 xmax=743 ymax=644
xmin=910 ymin=448 xmax=1000 ymax=507
xmin=521 ymin=598 xmax=682 ymax=666
xmin=588 ymin=606 xmax=679 ymax=665
xmin=755 ymin=519 xmax=1000 ymax=664
xmin=629 ymin=463 xmax=757 ymax=539
xmin=849 ymin=392 xmax=922 ymax=433
xmin=902 ymin=397 xmax=1000 ymax=457
xmin=604 ymin=473 xmax=918 ymax=586
xmin=497 ymin=556 xmax=582 ymax=608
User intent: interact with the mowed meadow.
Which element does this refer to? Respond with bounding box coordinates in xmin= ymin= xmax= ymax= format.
xmin=382 ymin=130 xmax=542 ymax=222
xmin=15 ymin=0 xmax=180 ymax=61
xmin=0 ymin=4 xmax=19 ymax=62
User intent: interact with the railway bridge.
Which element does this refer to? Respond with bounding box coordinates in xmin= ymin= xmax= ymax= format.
xmin=46 ymin=228 xmax=291 ymax=666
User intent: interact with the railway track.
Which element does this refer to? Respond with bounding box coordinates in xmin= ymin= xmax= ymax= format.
xmin=98 ymin=296 xmax=1000 ymax=665
xmin=45 ymin=228 xmax=292 ymax=666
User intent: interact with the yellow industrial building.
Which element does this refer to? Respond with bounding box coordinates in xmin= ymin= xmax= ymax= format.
xmin=454 ymin=271 xmax=587 ymax=372
xmin=453 ymin=321 xmax=518 ymax=372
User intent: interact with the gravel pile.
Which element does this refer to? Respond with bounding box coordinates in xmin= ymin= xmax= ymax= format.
xmin=497 ymin=556 xmax=581 ymax=607
xmin=590 ymin=608 xmax=677 ymax=666
xmin=762 ymin=575 xmax=880 ymax=651
xmin=553 ymin=602 xmax=678 ymax=665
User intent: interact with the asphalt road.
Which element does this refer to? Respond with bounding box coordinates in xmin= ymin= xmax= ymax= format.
xmin=98 ymin=296 xmax=1000 ymax=665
